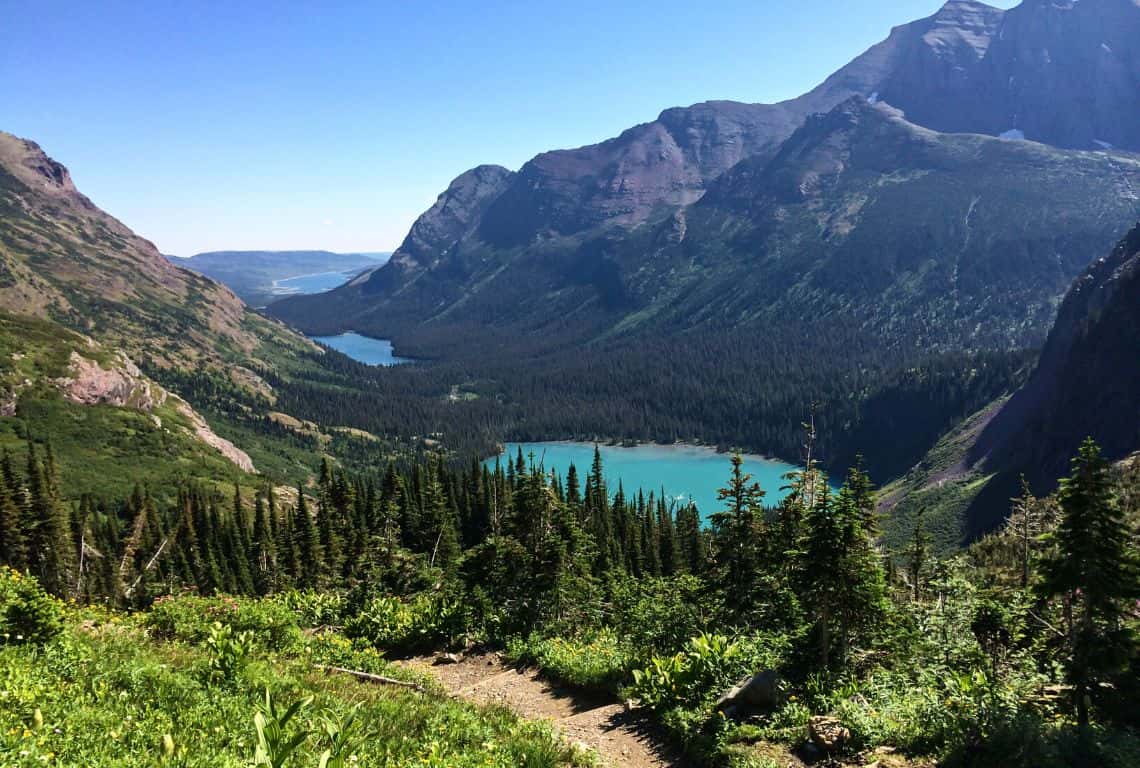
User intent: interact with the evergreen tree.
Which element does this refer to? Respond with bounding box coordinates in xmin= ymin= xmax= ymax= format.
xmin=1006 ymin=476 xmax=1058 ymax=588
xmin=293 ymin=486 xmax=321 ymax=588
xmin=0 ymin=450 xmax=26 ymax=570
xmin=710 ymin=454 xmax=767 ymax=627
xmin=906 ymin=508 xmax=932 ymax=602
xmin=1039 ymin=439 xmax=1140 ymax=730
xmin=24 ymin=442 xmax=76 ymax=597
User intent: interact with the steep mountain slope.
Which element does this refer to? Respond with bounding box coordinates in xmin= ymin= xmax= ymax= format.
xmin=273 ymin=0 xmax=1140 ymax=341
xmin=276 ymin=100 xmax=1140 ymax=356
xmin=801 ymin=0 xmax=1140 ymax=151
xmin=0 ymin=131 xmax=382 ymax=490
xmin=882 ymin=223 xmax=1140 ymax=549
xmin=0 ymin=131 xmax=309 ymax=370
xmin=171 ymin=250 xmax=389 ymax=305
xmin=972 ymin=221 xmax=1140 ymax=482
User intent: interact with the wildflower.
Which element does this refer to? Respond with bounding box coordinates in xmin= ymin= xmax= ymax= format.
xmin=32 ymin=709 xmax=43 ymax=730
xmin=162 ymin=733 xmax=175 ymax=757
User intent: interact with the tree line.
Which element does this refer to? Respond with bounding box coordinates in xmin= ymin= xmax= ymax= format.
xmin=1 ymin=433 xmax=1136 ymax=732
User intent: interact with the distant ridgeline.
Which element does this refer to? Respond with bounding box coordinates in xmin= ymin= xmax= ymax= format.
xmin=169 ymin=250 xmax=390 ymax=306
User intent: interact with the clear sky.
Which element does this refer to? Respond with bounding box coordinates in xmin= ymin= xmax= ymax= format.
xmin=1 ymin=1 xmax=1019 ymax=256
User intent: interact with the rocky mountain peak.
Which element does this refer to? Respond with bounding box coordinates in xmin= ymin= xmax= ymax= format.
xmin=0 ymin=132 xmax=84 ymax=200
xmin=390 ymin=164 xmax=514 ymax=269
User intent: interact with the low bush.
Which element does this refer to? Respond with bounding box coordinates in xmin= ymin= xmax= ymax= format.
xmin=0 ymin=568 xmax=64 ymax=646
xmin=506 ymin=630 xmax=633 ymax=692
xmin=343 ymin=590 xmax=469 ymax=654
xmin=271 ymin=590 xmax=346 ymax=628
xmin=144 ymin=594 xmax=300 ymax=651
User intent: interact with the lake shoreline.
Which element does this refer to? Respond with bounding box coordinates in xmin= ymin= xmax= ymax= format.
xmin=487 ymin=438 xmax=794 ymax=468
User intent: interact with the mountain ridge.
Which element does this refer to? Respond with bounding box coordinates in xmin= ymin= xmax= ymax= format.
xmin=278 ymin=0 xmax=1140 ymax=343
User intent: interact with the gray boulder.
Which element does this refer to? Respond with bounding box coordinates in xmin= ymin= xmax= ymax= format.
xmin=715 ymin=670 xmax=784 ymax=716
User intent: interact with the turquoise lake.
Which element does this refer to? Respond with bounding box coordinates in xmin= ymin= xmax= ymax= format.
xmin=309 ymin=332 xmax=412 ymax=366
xmin=273 ymin=270 xmax=361 ymax=295
xmin=487 ymin=441 xmax=802 ymax=522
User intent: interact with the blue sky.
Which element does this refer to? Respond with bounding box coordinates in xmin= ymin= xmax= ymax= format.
xmin=1 ymin=1 xmax=1018 ymax=255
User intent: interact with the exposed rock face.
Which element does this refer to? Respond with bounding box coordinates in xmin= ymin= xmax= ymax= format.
xmin=802 ymin=0 xmax=1140 ymax=151
xmin=395 ymin=165 xmax=515 ymax=266
xmin=172 ymin=397 xmax=257 ymax=474
xmin=971 ymin=222 xmax=1140 ymax=486
xmin=58 ymin=351 xmax=167 ymax=411
xmin=474 ymin=101 xmax=800 ymax=248
xmin=46 ymin=349 xmax=257 ymax=473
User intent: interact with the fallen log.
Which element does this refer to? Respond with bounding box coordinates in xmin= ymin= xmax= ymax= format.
xmin=313 ymin=664 xmax=426 ymax=693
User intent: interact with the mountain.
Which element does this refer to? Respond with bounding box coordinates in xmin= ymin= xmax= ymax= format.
xmin=0 ymin=131 xmax=307 ymax=370
xmin=273 ymin=0 xmax=1140 ymax=341
xmin=0 ymin=131 xmax=362 ymax=492
xmin=880 ymin=223 xmax=1140 ymax=550
xmin=274 ymin=99 xmax=1140 ymax=354
xmin=972 ymin=221 xmax=1140 ymax=482
xmin=800 ymin=0 xmax=1140 ymax=151
xmin=171 ymin=250 xmax=390 ymax=306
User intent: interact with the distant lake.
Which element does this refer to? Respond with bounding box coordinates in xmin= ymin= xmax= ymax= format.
xmin=273 ymin=270 xmax=360 ymax=295
xmin=487 ymin=441 xmax=804 ymax=523
xmin=309 ymin=332 xmax=412 ymax=366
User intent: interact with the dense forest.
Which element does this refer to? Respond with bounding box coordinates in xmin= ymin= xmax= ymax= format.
xmin=3 ymin=431 xmax=1137 ymax=766
xmin=174 ymin=326 xmax=1034 ymax=486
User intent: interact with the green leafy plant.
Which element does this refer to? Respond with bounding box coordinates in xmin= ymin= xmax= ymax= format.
xmin=253 ymin=689 xmax=313 ymax=768
xmin=205 ymin=620 xmax=255 ymax=684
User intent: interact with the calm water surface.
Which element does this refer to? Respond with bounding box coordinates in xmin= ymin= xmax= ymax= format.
xmin=488 ymin=441 xmax=802 ymax=523
xmin=273 ymin=270 xmax=359 ymax=295
xmin=309 ymin=332 xmax=412 ymax=366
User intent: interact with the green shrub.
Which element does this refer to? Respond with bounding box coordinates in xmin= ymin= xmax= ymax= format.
xmin=343 ymin=591 xmax=469 ymax=654
xmin=0 ymin=568 xmax=64 ymax=646
xmin=271 ymin=590 xmax=346 ymax=628
xmin=507 ymin=630 xmax=633 ymax=691
xmin=205 ymin=621 xmax=256 ymax=685
xmin=145 ymin=594 xmax=300 ymax=651
xmin=631 ymin=633 xmax=750 ymax=714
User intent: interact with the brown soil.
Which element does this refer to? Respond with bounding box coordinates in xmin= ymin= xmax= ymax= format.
xmin=399 ymin=653 xmax=690 ymax=768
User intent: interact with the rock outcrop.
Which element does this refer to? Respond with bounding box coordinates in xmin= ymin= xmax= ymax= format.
xmin=57 ymin=351 xmax=167 ymax=411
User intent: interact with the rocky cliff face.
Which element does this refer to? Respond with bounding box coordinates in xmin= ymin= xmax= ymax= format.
xmin=971 ymin=223 xmax=1140 ymax=485
xmin=802 ymin=0 xmax=1140 ymax=151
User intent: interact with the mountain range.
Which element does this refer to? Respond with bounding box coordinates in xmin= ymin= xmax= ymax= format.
xmin=273 ymin=0 xmax=1140 ymax=350
xmin=2 ymin=0 xmax=1138 ymax=539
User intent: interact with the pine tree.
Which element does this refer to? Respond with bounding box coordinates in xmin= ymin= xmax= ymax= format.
xmin=710 ymin=454 xmax=767 ymax=627
xmin=906 ymin=508 xmax=932 ymax=602
xmin=293 ymin=486 xmax=321 ymax=588
xmin=1039 ymin=439 xmax=1140 ymax=730
xmin=251 ymin=490 xmax=275 ymax=595
xmin=0 ymin=450 xmax=26 ymax=570
xmin=831 ymin=465 xmax=888 ymax=668
xmin=675 ymin=502 xmax=706 ymax=574
xmin=1005 ymin=476 xmax=1058 ymax=588
xmin=24 ymin=442 xmax=76 ymax=597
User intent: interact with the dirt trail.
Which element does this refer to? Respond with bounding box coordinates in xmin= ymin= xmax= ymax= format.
xmin=399 ymin=653 xmax=688 ymax=768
